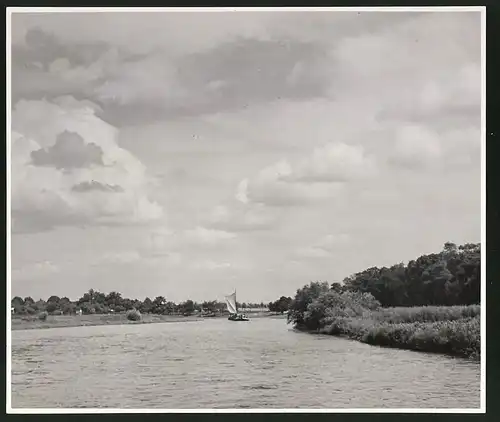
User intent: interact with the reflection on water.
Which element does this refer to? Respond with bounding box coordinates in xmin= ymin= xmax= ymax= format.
xmin=11 ymin=318 xmax=480 ymax=409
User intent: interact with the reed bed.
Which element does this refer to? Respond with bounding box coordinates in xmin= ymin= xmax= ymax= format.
xmin=318 ymin=305 xmax=480 ymax=359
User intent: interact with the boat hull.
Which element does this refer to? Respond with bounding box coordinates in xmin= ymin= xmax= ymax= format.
xmin=228 ymin=314 xmax=249 ymax=322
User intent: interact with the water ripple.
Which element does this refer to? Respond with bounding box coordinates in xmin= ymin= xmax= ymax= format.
xmin=11 ymin=318 xmax=480 ymax=409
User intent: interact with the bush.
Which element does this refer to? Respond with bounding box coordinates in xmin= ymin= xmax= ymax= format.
xmin=126 ymin=309 xmax=142 ymax=321
xmin=297 ymin=290 xmax=381 ymax=331
xmin=38 ymin=311 xmax=48 ymax=321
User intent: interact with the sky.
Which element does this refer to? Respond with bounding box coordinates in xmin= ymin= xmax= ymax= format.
xmin=9 ymin=9 xmax=482 ymax=303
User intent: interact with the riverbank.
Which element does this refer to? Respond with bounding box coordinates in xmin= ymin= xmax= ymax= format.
xmin=10 ymin=313 xmax=204 ymax=330
xmin=11 ymin=311 xmax=281 ymax=331
xmin=298 ymin=305 xmax=480 ymax=360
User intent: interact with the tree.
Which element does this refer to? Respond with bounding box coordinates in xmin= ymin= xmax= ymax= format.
xmin=11 ymin=296 xmax=24 ymax=307
xmin=46 ymin=302 xmax=58 ymax=314
xmin=179 ymin=300 xmax=195 ymax=315
xmin=104 ymin=291 xmax=123 ymax=309
xmin=332 ymin=242 xmax=480 ymax=307
xmin=287 ymin=281 xmax=330 ymax=325
xmin=268 ymin=296 xmax=292 ymax=313
xmin=35 ymin=299 xmax=46 ymax=312
xmin=152 ymin=296 xmax=166 ymax=314
xmin=24 ymin=296 xmax=35 ymax=306
xmin=140 ymin=297 xmax=153 ymax=313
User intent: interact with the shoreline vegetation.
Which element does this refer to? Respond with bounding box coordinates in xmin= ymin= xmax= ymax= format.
xmin=287 ymin=242 xmax=480 ymax=360
xmin=12 ymin=242 xmax=480 ymax=360
xmin=11 ymin=310 xmax=282 ymax=331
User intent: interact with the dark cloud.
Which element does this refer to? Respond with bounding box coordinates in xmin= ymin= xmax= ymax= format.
xmin=102 ymin=38 xmax=333 ymax=125
xmin=72 ymin=181 xmax=124 ymax=193
xmin=30 ymin=131 xmax=104 ymax=169
xmin=11 ymin=27 xmax=148 ymax=107
xmin=11 ymin=27 xmax=335 ymax=126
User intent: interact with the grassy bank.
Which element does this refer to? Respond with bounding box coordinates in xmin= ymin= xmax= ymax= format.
xmin=288 ymin=283 xmax=480 ymax=360
xmin=11 ymin=310 xmax=278 ymax=331
xmin=317 ymin=306 xmax=480 ymax=360
xmin=11 ymin=312 xmax=204 ymax=331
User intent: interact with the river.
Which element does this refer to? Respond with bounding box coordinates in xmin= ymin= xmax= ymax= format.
xmin=10 ymin=317 xmax=480 ymax=409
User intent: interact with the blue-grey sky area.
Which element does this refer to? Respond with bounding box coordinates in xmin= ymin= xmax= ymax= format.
xmin=10 ymin=10 xmax=481 ymax=302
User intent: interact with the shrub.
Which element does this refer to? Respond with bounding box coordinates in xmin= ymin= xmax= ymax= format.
xmin=126 ymin=309 xmax=142 ymax=321
xmin=38 ymin=311 xmax=48 ymax=321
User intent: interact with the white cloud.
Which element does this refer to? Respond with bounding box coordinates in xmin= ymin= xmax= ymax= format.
xmin=97 ymin=251 xmax=141 ymax=265
xmin=292 ymin=142 xmax=376 ymax=183
xmin=11 ymin=97 xmax=163 ymax=231
xmin=206 ymin=203 xmax=279 ymax=232
xmin=296 ymin=233 xmax=351 ymax=259
xmin=389 ymin=124 xmax=442 ymax=168
xmin=237 ymin=143 xmax=374 ymax=206
xmin=12 ymin=260 xmax=60 ymax=279
xmin=184 ymin=226 xmax=236 ymax=245
xmin=192 ymin=260 xmax=233 ymax=271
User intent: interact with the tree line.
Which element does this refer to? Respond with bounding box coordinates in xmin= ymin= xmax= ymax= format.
xmin=336 ymin=242 xmax=480 ymax=307
xmin=270 ymin=242 xmax=480 ymax=322
xmin=11 ymin=290 xmax=267 ymax=316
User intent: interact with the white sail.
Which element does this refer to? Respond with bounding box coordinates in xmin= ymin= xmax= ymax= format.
xmin=225 ymin=291 xmax=237 ymax=314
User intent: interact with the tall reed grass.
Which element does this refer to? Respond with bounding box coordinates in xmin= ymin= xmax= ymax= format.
xmin=317 ymin=305 xmax=480 ymax=359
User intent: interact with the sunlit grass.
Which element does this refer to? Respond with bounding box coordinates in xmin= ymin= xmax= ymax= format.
xmin=318 ymin=305 xmax=480 ymax=359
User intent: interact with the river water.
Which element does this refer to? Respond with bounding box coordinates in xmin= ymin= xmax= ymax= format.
xmin=10 ymin=317 xmax=480 ymax=409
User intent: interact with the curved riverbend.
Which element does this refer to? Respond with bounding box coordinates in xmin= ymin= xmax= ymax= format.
xmin=11 ymin=317 xmax=480 ymax=409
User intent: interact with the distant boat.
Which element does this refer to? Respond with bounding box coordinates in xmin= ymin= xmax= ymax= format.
xmin=224 ymin=290 xmax=249 ymax=322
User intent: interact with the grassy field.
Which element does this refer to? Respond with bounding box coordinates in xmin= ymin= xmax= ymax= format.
xmin=11 ymin=310 xmax=279 ymax=331
xmin=316 ymin=305 xmax=480 ymax=360
xmin=11 ymin=313 xmax=204 ymax=331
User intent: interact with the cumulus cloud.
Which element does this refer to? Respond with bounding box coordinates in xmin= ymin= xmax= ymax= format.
xmin=291 ymin=143 xmax=376 ymax=183
xmin=236 ymin=143 xmax=375 ymax=206
xmin=296 ymin=233 xmax=351 ymax=258
xmin=206 ymin=203 xmax=279 ymax=232
xmin=31 ymin=131 xmax=104 ymax=169
xmin=184 ymin=226 xmax=236 ymax=245
xmin=11 ymin=97 xmax=163 ymax=232
xmin=192 ymin=260 xmax=233 ymax=271
xmin=96 ymin=251 xmax=141 ymax=265
xmin=12 ymin=260 xmax=60 ymax=279
xmin=388 ymin=124 xmax=442 ymax=169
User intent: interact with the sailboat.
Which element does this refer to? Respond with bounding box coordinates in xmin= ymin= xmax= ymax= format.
xmin=224 ymin=290 xmax=249 ymax=322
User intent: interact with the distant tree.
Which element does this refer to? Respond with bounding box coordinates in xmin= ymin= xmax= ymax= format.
xmin=152 ymin=296 xmax=166 ymax=314
xmin=94 ymin=291 xmax=106 ymax=304
xmin=104 ymin=291 xmax=123 ymax=309
xmin=140 ymin=297 xmax=153 ymax=313
xmin=35 ymin=299 xmax=46 ymax=312
xmin=11 ymin=296 xmax=24 ymax=307
xmin=165 ymin=301 xmax=176 ymax=315
xmin=268 ymin=296 xmax=292 ymax=313
xmin=202 ymin=300 xmax=217 ymax=313
xmin=179 ymin=300 xmax=195 ymax=315
xmin=45 ymin=302 xmax=58 ymax=314
xmin=24 ymin=296 xmax=35 ymax=306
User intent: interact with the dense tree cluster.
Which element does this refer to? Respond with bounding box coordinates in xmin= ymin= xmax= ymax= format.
xmin=268 ymin=296 xmax=293 ymax=313
xmin=340 ymin=242 xmax=480 ymax=307
xmin=11 ymin=289 xmax=266 ymax=316
xmin=283 ymin=242 xmax=480 ymax=326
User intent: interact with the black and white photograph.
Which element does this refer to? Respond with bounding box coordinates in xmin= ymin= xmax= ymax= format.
xmin=7 ymin=7 xmax=484 ymax=412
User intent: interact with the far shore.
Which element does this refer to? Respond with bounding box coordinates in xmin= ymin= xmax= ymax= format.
xmin=11 ymin=311 xmax=285 ymax=331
